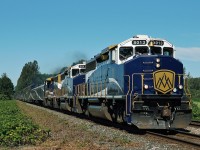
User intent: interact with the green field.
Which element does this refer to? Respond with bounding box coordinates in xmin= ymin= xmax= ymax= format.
xmin=0 ymin=100 xmax=49 ymax=147
xmin=193 ymin=98 xmax=200 ymax=107
xmin=0 ymin=98 xmax=199 ymax=148
xmin=192 ymin=98 xmax=200 ymax=120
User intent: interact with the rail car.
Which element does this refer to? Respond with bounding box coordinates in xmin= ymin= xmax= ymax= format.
xmin=17 ymin=35 xmax=192 ymax=129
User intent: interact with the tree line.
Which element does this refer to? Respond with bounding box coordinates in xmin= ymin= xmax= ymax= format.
xmin=0 ymin=60 xmax=53 ymax=100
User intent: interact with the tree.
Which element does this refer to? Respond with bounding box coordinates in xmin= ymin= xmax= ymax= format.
xmin=15 ymin=60 xmax=53 ymax=91
xmin=15 ymin=60 xmax=40 ymax=91
xmin=0 ymin=73 xmax=14 ymax=100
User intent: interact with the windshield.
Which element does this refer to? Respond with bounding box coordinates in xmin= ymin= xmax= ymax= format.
xmin=151 ymin=47 xmax=162 ymax=55
xmin=119 ymin=47 xmax=133 ymax=60
xmin=80 ymin=69 xmax=85 ymax=73
xmin=72 ymin=69 xmax=79 ymax=76
xmin=135 ymin=46 xmax=149 ymax=55
xmin=163 ymin=47 xmax=173 ymax=56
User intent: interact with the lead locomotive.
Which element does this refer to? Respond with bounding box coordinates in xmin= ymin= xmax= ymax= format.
xmin=18 ymin=35 xmax=192 ymax=129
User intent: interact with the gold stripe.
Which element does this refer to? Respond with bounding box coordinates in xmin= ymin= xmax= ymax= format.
xmin=58 ymin=74 xmax=61 ymax=83
xmin=141 ymin=74 xmax=144 ymax=94
xmin=178 ymin=75 xmax=181 ymax=85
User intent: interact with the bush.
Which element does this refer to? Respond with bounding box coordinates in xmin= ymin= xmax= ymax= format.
xmin=192 ymin=102 xmax=200 ymax=120
xmin=0 ymin=94 xmax=10 ymax=100
xmin=190 ymin=89 xmax=200 ymax=99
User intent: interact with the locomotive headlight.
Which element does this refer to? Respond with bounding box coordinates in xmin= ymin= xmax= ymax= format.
xmin=173 ymin=88 xmax=177 ymax=93
xmin=144 ymin=84 xmax=149 ymax=89
xmin=156 ymin=63 xmax=160 ymax=68
xmin=179 ymin=85 xmax=183 ymax=90
xmin=156 ymin=58 xmax=160 ymax=63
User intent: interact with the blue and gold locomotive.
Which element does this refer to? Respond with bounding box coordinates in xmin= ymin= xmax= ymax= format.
xmin=18 ymin=35 xmax=192 ymax=129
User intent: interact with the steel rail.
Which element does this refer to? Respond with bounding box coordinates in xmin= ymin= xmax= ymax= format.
xmin=146 ymin=130 xmax=200 ymax=148
xmin=190 ymin=120 xmax=200 ymax=127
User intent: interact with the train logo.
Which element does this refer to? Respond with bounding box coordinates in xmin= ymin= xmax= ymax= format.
xmin=153 ymin=70 xmax=175 ymax=94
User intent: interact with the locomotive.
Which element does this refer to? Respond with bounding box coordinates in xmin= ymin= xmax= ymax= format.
xmin=18 ymin=35 xmax=192 ymax=129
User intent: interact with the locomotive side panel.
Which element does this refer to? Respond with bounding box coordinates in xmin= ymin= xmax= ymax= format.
xmin=88 ymin=63 xmax=124 ymax=96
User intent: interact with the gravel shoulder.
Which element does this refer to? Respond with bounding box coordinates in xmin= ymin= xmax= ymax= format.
xmin=6 ymin=101 xmax=198 ymax=150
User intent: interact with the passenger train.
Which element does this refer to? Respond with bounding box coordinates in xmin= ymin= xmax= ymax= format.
xmin=17 ymin=35 xmax=192 ymax=129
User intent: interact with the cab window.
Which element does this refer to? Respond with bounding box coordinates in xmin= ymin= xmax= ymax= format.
xmin=80 ymin=69 xmax=85 ymax=73
xmin=163 ymin=47 xmax=173 ymax=57
xmin=46 ymin=80 xmax=54 ymax=91
xmin=151 ymin=47 xmax=162 ymax=55
xmin=72 ymin=69 xmax=79 ymax=76
xmin=119 ymin=47 xmax=133 ymax=60
xmin=135 ymin=46 xmax=149 ymax=55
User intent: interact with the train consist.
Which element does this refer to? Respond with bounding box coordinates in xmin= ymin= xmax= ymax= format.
xmin=16 ymin=35 xmax=192 ymax=129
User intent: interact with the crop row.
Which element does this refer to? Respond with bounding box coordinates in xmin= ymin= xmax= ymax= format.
xmin=0 ymin=100 xmax=49 ymax=147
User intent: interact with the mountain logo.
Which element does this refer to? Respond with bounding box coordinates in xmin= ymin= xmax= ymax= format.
xmin=153 ymin=70 xmax=175 ymax=94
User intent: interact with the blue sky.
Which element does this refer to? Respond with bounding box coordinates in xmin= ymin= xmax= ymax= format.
xmin=0 ymin=0 xmax=200 ymax=86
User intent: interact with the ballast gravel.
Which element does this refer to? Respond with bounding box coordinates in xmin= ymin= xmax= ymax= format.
xmin=18 ymin=102 xmax=199 ymax=150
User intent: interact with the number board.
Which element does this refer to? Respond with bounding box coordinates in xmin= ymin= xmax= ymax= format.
xmin=153 ymin=40 xmax=164 ymax=46
xmin=132 ymin=40 xmax=147 ymax=45
xmin=79 ymin=65 xmax=86 ymax=69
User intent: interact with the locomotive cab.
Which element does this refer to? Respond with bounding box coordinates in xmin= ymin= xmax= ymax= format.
xmin=60 ymin=63 xmax=86 ymax=112
xmin=65 ymin=63 xmax=86 ymax=78
xmin=115 ymin=35 xmax=175 ymax=65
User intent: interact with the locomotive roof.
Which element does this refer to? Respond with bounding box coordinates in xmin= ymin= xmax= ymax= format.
xmin=93 ymin=44 xmax=117 ymax=59
xmin=101 ymin=44 xmax=117 ymax=53
xmin=86 ymin=35 xmax=174 ymax=65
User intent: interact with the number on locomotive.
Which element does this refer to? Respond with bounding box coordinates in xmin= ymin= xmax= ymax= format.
xmin=132 ymin=40 xmax=147 ymax=45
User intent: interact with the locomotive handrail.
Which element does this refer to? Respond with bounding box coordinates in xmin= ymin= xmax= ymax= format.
xmin=89 ymin=83 xmax=91 ymax=96
xmin=96 ymin=81 xmax=98 ymax=97
xmin=74 ymin=73 xmax=190 ymax=99
xmin=33 ymin=89 xmax=43 ymax=100
xmin=131 ymin=73 xmax=153 ymax=95
xmin=101 ymin=81 xmax=102 ymax=97
xmin=76 ymin=77 xmax=139 ymax=98
xmin=176 ymin=74 xmax=191 ymax=97
xmin=124 ymin=75 xmax=130 ymax=115
xmin=184 ymin=77 xmax=191 ymax=97
xmin=29 ymin=93 xmax=35 ymax=100
xmin=106 ymin=79 xmax=107 ymax=98
xmin=131 ymin=73 xmax=190 ymax=96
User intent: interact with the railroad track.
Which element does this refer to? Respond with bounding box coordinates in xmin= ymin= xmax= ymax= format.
xmin=190 ymin=120 xmax=200 ymax=128
xmin=147 ymin=129 xmax=200 ymax=148
xmin=23 ymin=101 xmax=200 ymax=148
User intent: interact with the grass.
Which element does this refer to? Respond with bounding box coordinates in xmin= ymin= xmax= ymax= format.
xmin=16 ymin=100 xmax=141 ymax=149
xmin=193 ymin=98 xmax=200 ymax=106
xmin=192 ymin=98 xmax=200 ymax=121
xmin=0 ymin=100 xmax=49 ymax=147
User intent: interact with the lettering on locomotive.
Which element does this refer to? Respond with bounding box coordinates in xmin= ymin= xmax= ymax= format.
xmin=153 ymin=70 xmax=175 ymax=94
